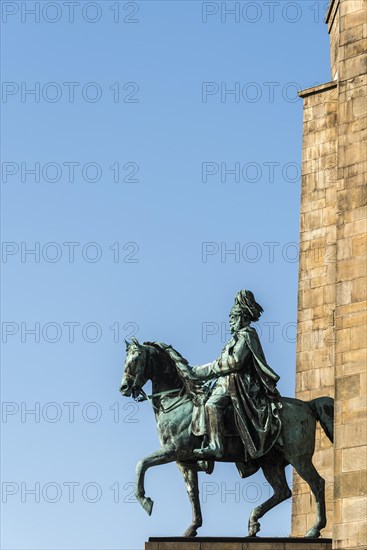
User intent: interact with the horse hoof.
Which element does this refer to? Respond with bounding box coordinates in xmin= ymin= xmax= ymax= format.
xmin=143 ymin=497 xmax=154 ymax=516
xmin=248 ymin=522 xmax=260 ymax=537
xmin=183 ymin=527 xmax=197 ymax=537
xmin=305 ymin=530 xmax=320 ymax=538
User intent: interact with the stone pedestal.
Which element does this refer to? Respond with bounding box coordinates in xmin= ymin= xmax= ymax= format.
xmin=145 ymin=537 xmax=332 ymax=550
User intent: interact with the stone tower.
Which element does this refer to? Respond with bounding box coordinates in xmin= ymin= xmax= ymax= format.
xmin=292 ymin=0 xmax=366 ymax=548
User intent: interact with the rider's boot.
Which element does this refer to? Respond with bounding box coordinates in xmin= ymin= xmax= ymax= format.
xmin=194 ymin=405 xmax=224 ymax=458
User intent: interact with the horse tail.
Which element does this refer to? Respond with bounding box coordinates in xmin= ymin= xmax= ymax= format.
xmin=309 ymin=396 xmax=334 ymax=443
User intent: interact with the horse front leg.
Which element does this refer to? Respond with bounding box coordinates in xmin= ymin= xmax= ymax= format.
xmin=177 ymin=463 xmax=202 ymax=537
xmin=135 ymin=445 xmax=175 ymax=515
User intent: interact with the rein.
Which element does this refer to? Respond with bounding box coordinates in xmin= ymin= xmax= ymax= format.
xmin=138 ymin=388 xmax=189 ymax=415
xmin=124 ymin=349 xmax=189 ymax=415
xmin=144 ymin=388 xmax=182 ymax=399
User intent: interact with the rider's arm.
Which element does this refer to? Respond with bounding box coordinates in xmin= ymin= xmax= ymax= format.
xmin=192 ymin=336 xmax=251 ymax=379
xmin=192 ymin=362 xmax=218 ymax=380
xmin=214 ymin=336 xmax=251 ymax=375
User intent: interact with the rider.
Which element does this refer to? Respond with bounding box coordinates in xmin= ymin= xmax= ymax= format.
xmin=192 ymin=290 xmax=282 ymax=459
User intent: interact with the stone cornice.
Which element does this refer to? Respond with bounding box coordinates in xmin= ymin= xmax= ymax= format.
xmin=298 ymin=80 xmax=337 ymax=99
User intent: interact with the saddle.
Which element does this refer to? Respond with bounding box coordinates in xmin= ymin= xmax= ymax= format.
xmin=190 ymin=395 xmax=238 ymax=438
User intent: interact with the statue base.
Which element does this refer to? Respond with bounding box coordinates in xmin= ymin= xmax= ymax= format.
xmin=145 ymin=537 xmax=332 ymax=550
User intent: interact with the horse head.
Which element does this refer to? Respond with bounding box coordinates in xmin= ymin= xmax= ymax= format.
xmin=120 ymin=337 xmax=150 ymax=399
xmin=120 ymin=339 xmax=187 ymax=400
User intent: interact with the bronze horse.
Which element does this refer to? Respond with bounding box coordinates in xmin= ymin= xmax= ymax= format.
xmin=120 ymin=337 xmax=334 ymax=538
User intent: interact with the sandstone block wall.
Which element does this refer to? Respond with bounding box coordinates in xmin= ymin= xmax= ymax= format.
xmin=291 ymin=80 xmax=338 ymax=539
xmin=292 ymin=0 xmax=367 ymax=548
xmin=332 ymin=0 xmax=366 ymax=548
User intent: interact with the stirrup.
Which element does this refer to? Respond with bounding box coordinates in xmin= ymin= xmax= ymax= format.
xmin=194 ymin=444 xmax=224 ymax=458
xmin=197 ymin=460 xmax=215 ymax=474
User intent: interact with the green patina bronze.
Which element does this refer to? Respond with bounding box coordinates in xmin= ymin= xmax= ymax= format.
xmin=120 ymin=290 xmax=334 ymax=538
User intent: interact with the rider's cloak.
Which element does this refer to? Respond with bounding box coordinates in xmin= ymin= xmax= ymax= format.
xmin=227 ymin=326 xmax=282 ymax=459
xmin=192 ymin=326 xmax=282 ymax=459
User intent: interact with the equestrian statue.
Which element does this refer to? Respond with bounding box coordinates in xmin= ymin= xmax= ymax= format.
xmin=119 ymin=290 xmax=334 ymax=538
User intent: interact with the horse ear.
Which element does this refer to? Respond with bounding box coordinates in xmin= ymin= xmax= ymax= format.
xmin=131 ymin=336 xmax=140 ymax=347
xmin=125 ymin=339 xmax=130 ymax=351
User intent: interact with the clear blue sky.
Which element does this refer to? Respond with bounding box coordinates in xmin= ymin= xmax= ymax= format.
xmin=1 ymin=1 xmax=331 ymax=548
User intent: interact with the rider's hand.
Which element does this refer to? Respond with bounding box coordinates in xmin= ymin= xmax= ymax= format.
xmin=192 ymin=364 xmax=212 ymax=380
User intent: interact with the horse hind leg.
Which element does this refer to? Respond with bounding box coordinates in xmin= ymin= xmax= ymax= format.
xmin=177 ymin=463 xmax=203 ymax=537
xmin=291 ymin=456 xmax=326 ymax=538
xmin=248 ymin=460 xmax=291 ymax=537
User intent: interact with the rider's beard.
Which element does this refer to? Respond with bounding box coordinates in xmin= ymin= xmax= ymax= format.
xmin=229 ymin=315 xmax=241 ymax=333
xmin=229 ymin=314 xmax=251 ymax=333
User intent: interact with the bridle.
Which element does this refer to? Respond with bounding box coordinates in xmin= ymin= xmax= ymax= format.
xmin=123 ymin=349 xmax=186 ymax=414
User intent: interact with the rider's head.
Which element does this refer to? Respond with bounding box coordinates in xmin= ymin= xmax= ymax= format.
xmin=229 ymin=290 xmax=263 ymax=333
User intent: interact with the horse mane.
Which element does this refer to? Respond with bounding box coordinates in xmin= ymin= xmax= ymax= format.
xmin=143 ymin=341 xmax=205 ymax=398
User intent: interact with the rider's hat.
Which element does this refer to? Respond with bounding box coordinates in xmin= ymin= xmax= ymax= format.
xmin=234 ymin=290 xmax=263 ymax=322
